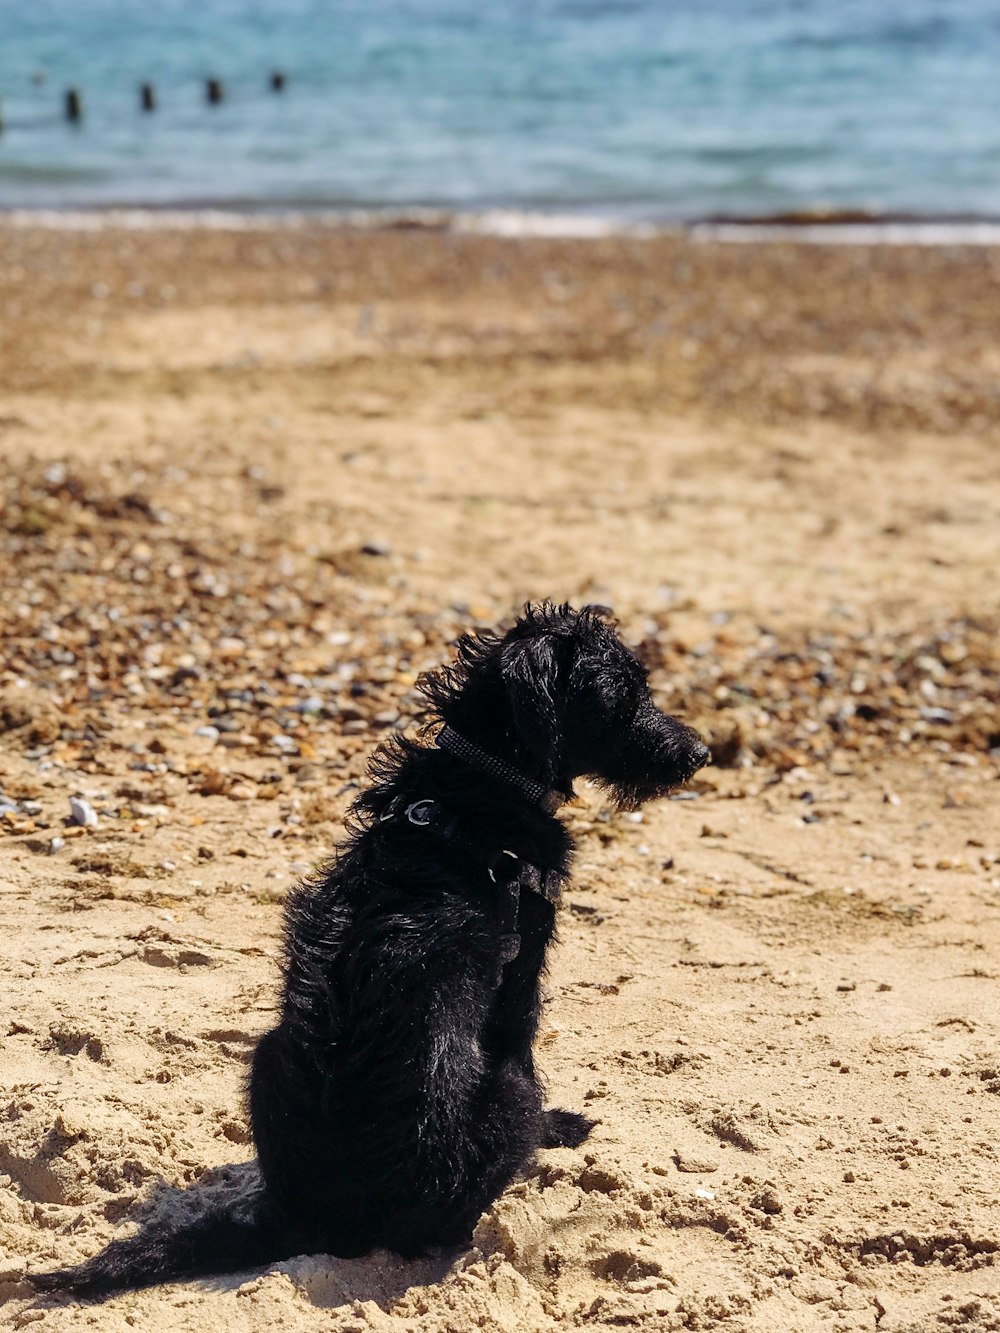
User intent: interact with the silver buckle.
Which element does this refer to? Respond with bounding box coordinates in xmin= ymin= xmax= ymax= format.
xmin=488 ymin=849 xmax=520 ymax=883
xmin=405 ymin=800 xmax=436 ymax=827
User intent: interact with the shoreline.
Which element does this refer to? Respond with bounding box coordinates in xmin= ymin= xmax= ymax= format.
xmin=5 ymin=204 xmax=1000 ymax=246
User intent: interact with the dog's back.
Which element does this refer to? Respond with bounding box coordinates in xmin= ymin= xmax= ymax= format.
xmin=249 ymin=823 xmax=543 ymax=1258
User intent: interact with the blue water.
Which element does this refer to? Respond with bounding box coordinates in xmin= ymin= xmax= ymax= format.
xmin=0 ymin=0 xmax=998 ymax=220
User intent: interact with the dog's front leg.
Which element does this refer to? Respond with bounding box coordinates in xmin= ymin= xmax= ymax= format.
xmin=484 ymin=894 xmax=552 ymax=1068
xmin=485 ymin=897 xmax=595 ymax=1152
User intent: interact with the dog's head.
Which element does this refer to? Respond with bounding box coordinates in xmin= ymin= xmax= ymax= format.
xmin=499 ymin=603 xmax=709 ymax=807
xmin=425 ymin=602 xmax=708 ymax=808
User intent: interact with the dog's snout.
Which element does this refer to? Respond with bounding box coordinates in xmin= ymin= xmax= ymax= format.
xmin=692 ymin=741 xmax=711 ymax=770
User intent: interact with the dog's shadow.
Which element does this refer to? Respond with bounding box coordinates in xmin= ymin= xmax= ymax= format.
xmin=36 ymin=1161 xmax=462 ymax=1312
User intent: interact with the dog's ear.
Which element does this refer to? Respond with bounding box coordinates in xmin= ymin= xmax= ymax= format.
xmin=501 ymin=634 xmax=563 ymax=769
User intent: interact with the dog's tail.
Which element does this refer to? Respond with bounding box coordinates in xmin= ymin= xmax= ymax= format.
xmin=30 ymin=1184 xmax=297 ymax=1299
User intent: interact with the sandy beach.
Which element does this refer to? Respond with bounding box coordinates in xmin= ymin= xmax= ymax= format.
xmin=1 ymin=220 xmax=999 ymax=1332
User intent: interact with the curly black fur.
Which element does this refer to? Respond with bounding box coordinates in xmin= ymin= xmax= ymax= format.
xmin=32 ymin=602 xmax=708 ymax=1298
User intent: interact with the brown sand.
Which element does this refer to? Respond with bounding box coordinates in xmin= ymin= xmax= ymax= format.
xmin=1 ymin=221 xmax=999 ymax=1332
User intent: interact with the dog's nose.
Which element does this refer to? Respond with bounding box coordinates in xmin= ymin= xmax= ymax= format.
xmin=692 ymin=742 xmax=711 ymax=770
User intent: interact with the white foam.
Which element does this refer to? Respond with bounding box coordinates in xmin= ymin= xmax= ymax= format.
xmin=451 ymin=210 xmax=658 ymax=239
xmin=690 ymin=220 xmax=1000 ymax=247
xmin=0 ymin=205 xmax=659 ymax=239
xmin=2 ymin=207 xmax=1000 ymax=246
xmin=0 ymin=208 xmax=323 ymax=232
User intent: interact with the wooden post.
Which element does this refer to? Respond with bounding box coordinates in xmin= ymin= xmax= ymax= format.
xmin=64 ymin=88 xmax=83 ymax=122
xmin=205 ymin=78 xmax=224 ymax=105
xmin=140 ymin=82 xmax=156 ymax=112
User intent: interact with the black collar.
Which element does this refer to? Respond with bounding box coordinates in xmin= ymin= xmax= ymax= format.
xmin=435 ymin=724 xmax=568 ymax=813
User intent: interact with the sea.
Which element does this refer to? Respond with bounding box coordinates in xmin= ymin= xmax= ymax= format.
xmin=0 ymin=0 xmax=998 ymax=236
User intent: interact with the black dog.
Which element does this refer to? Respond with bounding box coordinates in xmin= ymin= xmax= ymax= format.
xmin=33 ymin=602 xmax=708 ymax=1297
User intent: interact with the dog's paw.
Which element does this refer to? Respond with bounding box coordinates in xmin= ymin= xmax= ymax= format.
xmin=542 ymin=1107 xmax=595 ymax=1149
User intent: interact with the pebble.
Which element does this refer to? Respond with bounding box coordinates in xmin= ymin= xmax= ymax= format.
xmin=48 ymin=836 xmax=64 ymax=853
xmin=294 ymin=696 xmax=325 ymax=714
xmin=135 ymin=803 xmax=170 ymax=818
xmin=674 ymin=1152 xmax=720 ymax=1173
xmin=920 ymin=707 xmax=954 ymax=724
xmin=195 ymin=725 xmax=221 ymax=740
xmin=68 ymin=796 xmax=98 ymax=827
xmin=218 ymin=734 xmax=254 ymax=749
